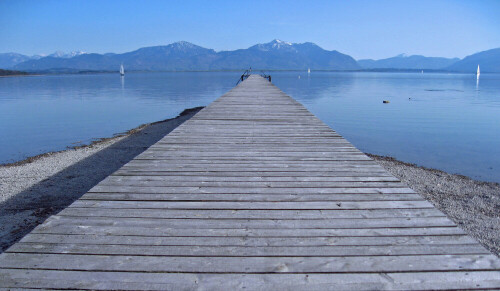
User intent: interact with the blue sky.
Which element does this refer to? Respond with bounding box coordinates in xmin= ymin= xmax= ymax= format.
xmin=1 ymin=0 xmax=499 ymax=59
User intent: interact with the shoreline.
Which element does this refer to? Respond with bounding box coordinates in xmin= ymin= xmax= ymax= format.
xmin=0 ymin=106 xmax=204 ymax=168
xmin=1 ymin=106 xmax=498 ymax=257
xmin=367 ymin=153 xmax=500 ymax=187
xmin=2 ymin=70 xmax=493 ymax=77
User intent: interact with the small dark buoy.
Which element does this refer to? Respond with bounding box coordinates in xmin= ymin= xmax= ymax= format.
xmin=383 ymin=100 xmax=390 ymax=104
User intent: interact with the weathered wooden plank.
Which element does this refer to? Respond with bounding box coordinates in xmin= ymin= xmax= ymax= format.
xmin=136 ymin=156 xmax=374 ymax=161
xmin=31 ymin=225 xmax=467 ymax=237
xmin=7 ymin=243 xmax=488 ymax=257
xmin=93 ymin=182 xmax=410 ymax=190
xmin=145 ymin=146 xmax=360 ymax=150
xmin=19 ymin=234 xmax=475 ymax=246
xmin=95 ymin=180 xmax=407 ymax=188
xmin=39 ymin=215 xmax=457 ymax=229
xmin=80 ymin=193 xmax=424 ymax=202
xmin=87 ymin=186 xmax=417 ymax=194
xmin=105 ymin=175 xmax=401 ymax=182
xmin=112 ymin=170 xmax=393 ymax=177
xmin=138 ymin=146 xmax=362 ymax=152
xmin=123 ymin=159 xmax=381 ymax=168
xmin=1 ymin=253 xmax=499 ymax=273
xmin=69 ymin=200 xmax=433 ymax=209
xmin=56 ymin=208 xmax=447 ymax=219
xmin=120 ymin=165 xmax=388 ymax=172
xmin=121 ymin=163 xmax=385 ymax=169
xmin=3 ymin=270 xmax=500 ymax=291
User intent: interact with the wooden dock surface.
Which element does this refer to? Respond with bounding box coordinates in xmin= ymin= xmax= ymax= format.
xmin=1 ymin=75 xmax=499 ymax=290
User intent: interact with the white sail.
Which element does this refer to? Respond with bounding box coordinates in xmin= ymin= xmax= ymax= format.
xmin=308 ymin=68 xmax=311 ymax=74
xmin=477 ymin=65 xmax=480 ymax=79
xmin=120 ymin=64 xmax=125 ymax=76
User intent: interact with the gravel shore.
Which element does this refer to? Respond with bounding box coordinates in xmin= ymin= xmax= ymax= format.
xmin=1 ymin=107 xmax=498 ymax=257
xmin=368 ymin=154 xmax=500 ymax=256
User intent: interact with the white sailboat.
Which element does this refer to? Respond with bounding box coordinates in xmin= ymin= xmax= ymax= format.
xmin=308 ymin=68 xmax=311 ymax=74
xmin=120 ymin=64 xmax=125 ymax=76
xmin=476 ymin=65 xmax=480 ymax=80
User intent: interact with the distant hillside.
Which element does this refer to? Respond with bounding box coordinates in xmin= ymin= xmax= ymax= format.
xmin=358 ymin=54 xmax=459 ymax=70
xmin=12 ymin=40 xmax=360 ymax=71
xmin=0 ymin=52 xmax=83 ymax=69
xmin=210 ymin=40 xmax=360 ymax=70
xmin=0 ymin=53 xmax=32 ymax=69
xmin=13 ymin=42 xmax=216 ymax=71
xmin=446 ymin=48 xmax=500 ymax=73
xmin=0 ymin=69 xmax=29 ymax=76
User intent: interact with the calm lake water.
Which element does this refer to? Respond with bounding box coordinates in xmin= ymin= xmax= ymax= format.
xmin=1 ymin=71 xmax=499 ymax=182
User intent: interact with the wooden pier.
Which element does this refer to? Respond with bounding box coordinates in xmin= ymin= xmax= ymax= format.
xmin=1 ymin=75 xmax=499 ymax=290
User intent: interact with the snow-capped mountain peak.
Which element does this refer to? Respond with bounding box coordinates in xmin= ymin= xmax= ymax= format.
xmin=252 ymin=39 xmax=296 ymax=52
xmin=170 ymin=41 xmax=197 ymax=48
xmin=49 ymin=51 xmax=87 ymax=58
xmin=272 ymin=39 xmax=292 ymax=46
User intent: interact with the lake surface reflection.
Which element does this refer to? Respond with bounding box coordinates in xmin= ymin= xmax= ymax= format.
xmin=1 ymin=71 xmax=499 ymax=182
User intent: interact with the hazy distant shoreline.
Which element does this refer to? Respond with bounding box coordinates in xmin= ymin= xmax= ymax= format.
xmin=5 ymin=68 xmax=486 ymax=75
xmin=0 ymin=69 xmax=30 ymax=77
xmin=1 ymin=105 xmax=498 ymax=256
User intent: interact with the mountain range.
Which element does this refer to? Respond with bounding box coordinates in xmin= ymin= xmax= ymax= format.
xmin=1 ymin=40 xmax=499 ymax=72
xmin=358 ymin=54 xmax=460 ymax=70
xmin=0 ymin=53 xmax=34 ymax=69
xmin=359 ymin=48 xmax=499 ymax=72
xmin=3 ymin=40 xmax=359 ymax=72
xmin=446 ymin=48 xmax=500 ymax=73
xmin=0 ymin=51 xmax=88 ymax=68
